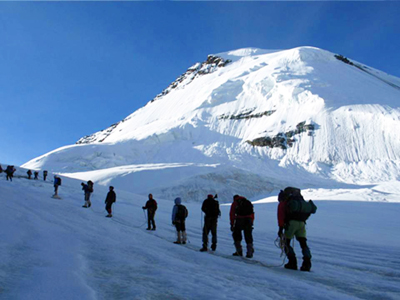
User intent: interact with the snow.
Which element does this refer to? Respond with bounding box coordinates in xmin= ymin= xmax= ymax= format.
xmin=1 ymin=170 xmax=400 ymax=299
xmin=21 ymin=46 xmax=400 ymax=202
xmin=13 ymin=46 xmax=400 ymax=297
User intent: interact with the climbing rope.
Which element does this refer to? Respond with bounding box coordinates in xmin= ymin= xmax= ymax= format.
xmin=274 ymin=235 xmax=288 ymax=267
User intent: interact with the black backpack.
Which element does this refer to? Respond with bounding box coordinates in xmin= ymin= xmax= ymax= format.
xmin=280 ymin=187 xmax=317 ymax=222
xmin=6 ymin=166 xmax=12 ymax=174
xmin=176 ymin=204 xmax=188 ymax=220
xmin=88 ymin=181 xmax=94 ymax=193
xmin=236 ymin=197 xmax=254 ymax=216
xmin=203 ymin=199 xmax=220 ymax=217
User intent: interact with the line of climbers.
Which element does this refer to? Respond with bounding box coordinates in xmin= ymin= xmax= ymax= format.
xmin=2 ymin=167 xmax=316 ymax=271
xmin=1 ymin=165 xmax=47 ymax=181
xmin=159 ymin=189 xmax=315 ymax=272
xmin=1 ymin=166 xmax=49 ymax=182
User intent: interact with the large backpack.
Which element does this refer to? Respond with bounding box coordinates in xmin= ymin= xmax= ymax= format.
xmin=88 ymin=180 xmax=94 ymax=193
xmin=152 ymin=200 xmax=158 ymax=211
xmin=235 ymin=197 xmax=254 ymax=216
xmin=176 ymin=204 xmax=188 ymax=220
xmin=280 ymin=187 xmax=317 ymax=222
xmin=6 ymin=166 xmax=12 ymax=175
xmin=57 ymin=177 xmax=62 ymax=186
xmin=203 ymin=199 xmax=220 ymax=217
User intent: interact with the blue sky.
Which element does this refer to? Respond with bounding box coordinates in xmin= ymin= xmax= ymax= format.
xmin=1 ymin=2 xmax=399 ymax=166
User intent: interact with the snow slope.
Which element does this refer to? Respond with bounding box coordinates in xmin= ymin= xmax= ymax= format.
xmin=22 ymin=46 xmax=400 ymax=201
xmin=1 ymin=171 xmax=400 ymax=300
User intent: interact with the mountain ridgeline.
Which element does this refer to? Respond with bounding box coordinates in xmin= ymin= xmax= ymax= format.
xmin=76 ymin=55 xmax=232 ymax=145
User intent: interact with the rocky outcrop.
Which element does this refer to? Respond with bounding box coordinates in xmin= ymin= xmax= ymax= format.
xmin=246 ymin=121 xmax=315 ymax=149
xmin=334 ymin=54 xmax=354 ymax=66
xmin=150 ymin=55 xmax=232 ymax=103
xmin=335 ymin=54 xmax=400 ymax=91
xmin=219 ymin=109 xmax=275 ymax=120
xmin=76 ymin=122 xmax=120 ymax=144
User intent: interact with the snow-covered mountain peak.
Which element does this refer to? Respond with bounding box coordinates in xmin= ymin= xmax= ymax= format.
xmin=215 ymin=47 xmax=279 ymax=61
xmin=23 ymin=46 xmax=400 ymax=201
xmin=215 ymin=46 xmax=335 ymax=66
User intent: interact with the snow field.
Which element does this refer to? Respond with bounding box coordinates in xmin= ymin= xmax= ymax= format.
xmin=1 ymin=172 xmax=400 ymax=300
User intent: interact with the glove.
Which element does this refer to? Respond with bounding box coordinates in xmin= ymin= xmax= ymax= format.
xmin=230 ymin=225 xmax=234 ymax=232
xmin=142 ymin=206 xmax=146 ymax=209
xmin=278 ymin=227 xmax=284 ymax=238
xmin=172 ymin=221 xmax=176 ymax=225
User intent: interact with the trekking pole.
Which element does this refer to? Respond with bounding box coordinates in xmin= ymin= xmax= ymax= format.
xmin=142 ymin=208 xmax=148 ymax=228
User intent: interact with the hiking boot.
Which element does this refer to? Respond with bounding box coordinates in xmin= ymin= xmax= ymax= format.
xmin=234 ymin=241 xmax=243 ymax=257
xmin=300 ymin=258 xmax=312 ymax=272
xmin=175 ymin=232 xmax=182 ymax=244
xmin=82 ymin=205 xmax=88 ymax=208
xmin=284 ymin=256 xmax=298 ymax=270
xmin=181 ymin=231 xmax=187 ymax=244
xmin=246 ymin=244 xmax=254 ymax=258
xmin=211 ymin=244 xmax=216 ymax=251
xmin=106 ymin=214 xmax=112 ymax=218
xmin=200 ymin=247 xmax=208 ymax=252
xmin=151 ymin=228 xmax=156 ymax=231
xmin=284 ymin=262 xmax=298 ymax=270
xmin=146 ymin=228 xmax=151 ymax=230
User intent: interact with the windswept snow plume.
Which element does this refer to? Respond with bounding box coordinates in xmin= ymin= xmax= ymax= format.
xmin=23 ymin=46 xmax=400 ymax=200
